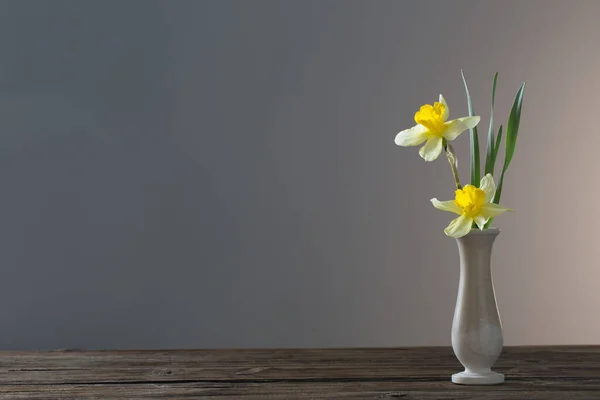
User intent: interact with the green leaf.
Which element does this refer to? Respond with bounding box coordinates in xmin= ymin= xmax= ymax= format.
xmin=485 ymin=168 xmax=507 ymax=229
xmin=493 ymin=125 xmax=503 ymax=166
xmin=503 ymin=83 xmax=526 ymax=169
xmin=493 ymin=82 xmax=526 ymax=204
xmin=484 ymin=72 xmax=498 ymax=176
xmin=485 ymin=128 xmax=503 ymax=229
xmin=461 ymin=70 xmax=480 ymax=186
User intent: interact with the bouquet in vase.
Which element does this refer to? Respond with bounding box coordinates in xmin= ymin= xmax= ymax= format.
xmin=394 ymin=71 xmax=525 ymax=385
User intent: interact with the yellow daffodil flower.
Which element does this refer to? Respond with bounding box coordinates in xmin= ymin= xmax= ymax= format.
xmin=431 ymin=174 xmax=512 ymax=238
xmin=394 ymin=95 xmax=481 ymax=161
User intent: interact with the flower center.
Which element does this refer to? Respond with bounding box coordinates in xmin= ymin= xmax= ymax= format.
xmin=454 ymin=185 xmax=486 ymax=217
xmin=414 ymin=102 xmax=446 ymax=135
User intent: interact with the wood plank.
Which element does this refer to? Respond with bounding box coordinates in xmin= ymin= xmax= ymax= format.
xmin=0 ymin=347 xmax=598 ymax=398
xmin=0 ymin=346 xmax=598 ymax=385
xmin=0 ymin=380 xmax=599 ymax=399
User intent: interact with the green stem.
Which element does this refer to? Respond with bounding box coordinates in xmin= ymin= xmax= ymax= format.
xmin=443 ymin=140 xmax=462 ymax=190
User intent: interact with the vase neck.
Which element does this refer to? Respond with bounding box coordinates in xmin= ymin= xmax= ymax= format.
xmin=455 ymin=230 xmax=499 ymax=277
xmin=456 ymin=230 xmax=499 ymax=251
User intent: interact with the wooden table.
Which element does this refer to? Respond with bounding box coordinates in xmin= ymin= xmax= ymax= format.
xmin=0 ymin=346 xmax=596 ymax=399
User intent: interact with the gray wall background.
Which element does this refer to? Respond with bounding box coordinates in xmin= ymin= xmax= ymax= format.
xmin=0 ymin=0 xmax=598 ymax=350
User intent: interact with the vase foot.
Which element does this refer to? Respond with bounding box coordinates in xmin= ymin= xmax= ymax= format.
xmin=452 ymin=371 xmax=504 ymax=385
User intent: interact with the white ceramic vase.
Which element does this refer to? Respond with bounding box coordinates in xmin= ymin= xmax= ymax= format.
xmin=451 ymin=228 xmax=504 ymax=385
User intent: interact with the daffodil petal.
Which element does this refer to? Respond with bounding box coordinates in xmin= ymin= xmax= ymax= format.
xmin=444 ymin=214 xmax=473 ymax=238
xmin=419 ymin=136 xmax=443 ymax=161
xmin=439 ymin=94 xmax=449 ymax=121
xmin=479 ymin=173 xmax=496 ymax=202
xmin=442 ymin=119 xmax=468 ymax=141
xmin=474 ymin=214 xmax=488 ymax=230
xmin=395 ymin=124 xmax=429 ymax=147
xmin=479 ymin=203 xmax=513 ymax=219
xmin=457 ymin=116 xmax=481 ymax=129
xmin=431 ymin=198 xmax=462 ymax=215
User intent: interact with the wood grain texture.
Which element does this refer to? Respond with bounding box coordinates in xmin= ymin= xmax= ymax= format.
xmin=0 ymin=346 xmax=598 ymax=399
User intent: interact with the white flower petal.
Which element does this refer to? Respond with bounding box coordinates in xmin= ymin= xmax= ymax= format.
xmin=479 ymin=203 xmax=513 ymax=219
xmin=457 ymin=116 xmax=481 ymax=129
xmin=442 ymin=119 xmax=469 ymax=141
xmin=395 ymin=124 xmax=429 ymax=147
xmin=474 ymin=215 xmax=488 ymax=230
xmin=479 ymin=173 xmax=496 ymax=202
xmin=439 ymin=94 xmax=449 ymax=121
xmin=444 ymin=214 xmax=473 ymax=238
xmin=418 ymin=136 xmax=443 ymax=161
xmin=431 ymin=198 xmax=462 ymax=215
